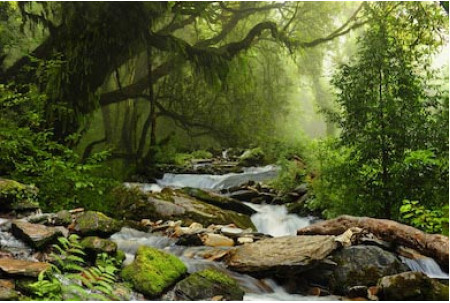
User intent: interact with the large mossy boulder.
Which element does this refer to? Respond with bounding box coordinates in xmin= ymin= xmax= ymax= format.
xmin=378 ymin=271 xmax=449 ymax=301
xmin=172 ymin=269 xmax=244 ymax=300
xmin=328 ymin=245 xmax=408 ymax=294
xmin=115 ymin=187 xmax=255 ymax=230
xmin=238 ymin=148 xmax=265 ymax=167
xmin=11 ymin=220 xmax=62 ymax=249
xmin=182 ymin=187 xmax=256 ymax=215
xmin=0 ymin=179 xmax=39 ymax=212
xmin=121 ymin=246 xmax=187 ymax=298
xmin=74 ymin=211 xmax=122 ymax=237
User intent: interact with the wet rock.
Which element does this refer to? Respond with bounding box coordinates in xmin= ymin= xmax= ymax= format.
xmin=200 ymin=233 xmax=234 ymax=247
xmin=172 ymin=269 xmax=244 ymax=300
xmin=346 ymin=286 xmax=368 ymax=298
xmin=378 ymin=271 xmax=449 ymax=301
xmin=237 ymin=237 xmax=254 ymax=244
xmin=121 ymin=246 xmax=187 ymax=297
xmin=81 ymin=236 xmax=117 ymax=255
xmin=74 ymin=211 xmax=122 ymax=237
xmin=0 ymin=279 xmax=17 ymax=301
xmin=111 ymin=283 xmax=133 ymax=301
xmin=54 ymin=210 xmax=72 ymax=226
xmin=329 ymin=245 xmax=408 ymax=294
xmin=0 ymin=258 xmax=50 ymax=277
xmin=293 ymin=183 xmax=308 ymax=196
xmin=238 ymin=148 xmax=265 ymax=167
xmin=119 ymin=191 xmax=255 ymax=230
xmin=182 ymin=187 xmax=256 ymax=215
xmin=11 ymin=220 xmax=62 ymax=249
xmin=285 ymin=195 xmax=309 ymax=216
xmin=175 ymin=233 xmax=203 ymax=246
xmin=220 ymin=226 xmax=244 ymax=237
xmin=227 ymin=189 xmax=261 ymax=202
xmin=227 ymin=235 xmax=338 ymax=274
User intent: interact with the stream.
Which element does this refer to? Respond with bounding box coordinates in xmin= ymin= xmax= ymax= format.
xmin=117 ymin=165 xmax=448 ymax=300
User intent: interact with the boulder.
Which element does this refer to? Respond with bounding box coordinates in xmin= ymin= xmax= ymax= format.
xmin=121 ymin=246 xmax=187 ymax=297
xmin=328 ymin=245 xmax=408 ymax=294
xmin=238 ymin=148 xmax=265 ymax=167
xmin=54 ymin=210 xmax=72 ymax=226
xmin=0 ymin=258 xmax=50 ymax=278
xmin=181 ymin=187 xmax=256 ymax=215
xmin=378 ymin=271 xmax=449 ymax=301
xmin=81 ymin=236 xmax=117 ymax=255
xmin=226 ymin=235 xmax=338 ymax=274
xmin=117 ymin=189 xmax=255 ymax=230
xmin=228 ymin=189 xmax=261 ymax=202
xmin=11 ymin=220 xmax=62 ymax=249
xmin=0 ymin=179 xmax=39 ymax=212
xmin=172 ymin=269 xmax=244 ymax=300
xmin=73 ymin=211 xmax=122 ymax=237
xmin=0 ymin=279 xmax=18 ymax=301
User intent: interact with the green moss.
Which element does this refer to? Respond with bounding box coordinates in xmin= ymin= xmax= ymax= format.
xmin=121 ymin=246 xmax=187 ymax=297
xmin=0 ymin=179 xmax=39 ymax=210
xmin=173 ymin=269 xmax=244 ymax=300
xmin=75 ymin=211 xmax=122 ymax=236
xmin=238 ymin=148 xmax=265 ymax=167
xmin=81 ymin=236 xmax=117 ymax=255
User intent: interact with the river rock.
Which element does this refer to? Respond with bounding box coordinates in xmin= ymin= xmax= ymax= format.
xmin=226 ymin=235 xmax=338 ymax=274
xmin=116 ymin=188 xmax=255 ymax=230
xmin=328 ymin=245 xmax=408 ymax=294
xmin=182 ymin=187 xmax=256 ymax=215
xmin=11 ymin=220 xmax=62 ymax=249
xmin=228 ymin=189 xmax=261 ymax=202
xmin=54 ymin=210 xmax=72 ymax=226
xmin=81 ymin=236 xmax=117 ymax=255
xmin=0 ymin=279 xmax=17 ymax=301
xmin=171 ymin=269 xmax=244 ymax=300
xmin=73 ymin=211 xmax=122 ymax=237
xmin=238 ymin=148 xmax=265 ymax=167
xmin=378 ymin=271 xmax=449 ymax=301
xmin=237 ymin=237 xmax=254 ymax=244
xmin=0 ymin=258 xmax=50 ymax=277
xmin=175 ymin=233 xmax=203 ymax=246
xmin=200 ymin=233 xmax=234 ymax=247
xmin=121 ymin=246 xmax=187 ymax=297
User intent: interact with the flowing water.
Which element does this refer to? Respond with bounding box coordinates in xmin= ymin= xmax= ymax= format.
xmin=400 ymin=256 xmax=449 ymax=279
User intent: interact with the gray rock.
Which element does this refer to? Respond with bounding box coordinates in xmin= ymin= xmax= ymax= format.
xmin=11 ymin=220 xmax=61 ymax=249
xmin=54 ymin=210 xmax=72 ymax=226
xmin=74 ymin=211 xmax=122 ymax=237
xmin=329 ymin=245 xmax=408 ymax=294
xmin=227 ymin=235 xmax=338 ymax=274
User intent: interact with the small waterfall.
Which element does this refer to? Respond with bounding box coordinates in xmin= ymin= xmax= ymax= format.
xmin=400 ymin=256 xmax=449 ymax=279
xmin=156 ymin=165 xmax=279 ymax=190
xmin=245 ymin=203 xmax=314 ymax=237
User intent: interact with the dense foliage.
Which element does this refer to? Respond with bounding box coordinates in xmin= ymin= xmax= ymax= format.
xmin=312 ymin=2 xmax=449 ymax=221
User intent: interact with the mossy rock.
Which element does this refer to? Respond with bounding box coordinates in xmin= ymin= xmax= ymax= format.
xmin=121 ymin=246 xmax=187 ymax=298
xmin=181 ymin=187 xmax=256 ymax=215
xmin=81 ymin=236 xmax=117 ymax=255
xmin=74 ymin=211 xmax=122 ymax=237
xmin=378 ymin=271 xmax=449 ymax=301
xmin=172 ymin=269 xmax=244 ymax=300
xmin=0 ymin=179 xmax=39 ymax=211
xmin=238 ymin=148 xmax=265 ymax=167
xmin=54 ymin=210 xmax=72 ymax=226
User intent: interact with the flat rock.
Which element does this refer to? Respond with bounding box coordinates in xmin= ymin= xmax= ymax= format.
xmin=200 ymin=233 xmax=234 ymax=247
xmin=0 ymin=258 xmax=50 ymax=277
xmin=74 ymin=211 xmax=122 ymax=237
xmin=11 ymin=220 xmax=61 ymax=249
xmin=226 ymin=235 xmax=338 ymax=273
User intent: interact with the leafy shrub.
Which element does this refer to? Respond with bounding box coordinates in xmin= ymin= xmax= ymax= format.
xmin=0 ymin=83 xmax=118 ymax=212
xmin=269 ymin=159 xmax=306 ymax=193
xmin=400 ymin=200 xmax=449 ymax=235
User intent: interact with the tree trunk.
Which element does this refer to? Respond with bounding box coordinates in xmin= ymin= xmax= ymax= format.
xmin=297 ymin=215 xmax=449 ymax=268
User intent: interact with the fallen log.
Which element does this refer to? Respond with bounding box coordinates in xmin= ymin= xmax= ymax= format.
xmin=297 ymin=215 xmax=449 ymax=268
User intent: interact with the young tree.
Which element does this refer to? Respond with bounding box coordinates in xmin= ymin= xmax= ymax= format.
xmin=317 ymin=2 xmax=448 ymax=219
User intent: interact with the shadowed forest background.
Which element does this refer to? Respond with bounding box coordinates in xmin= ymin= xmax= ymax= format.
xmin=0 ymin=1 xmax=448 ymax=229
